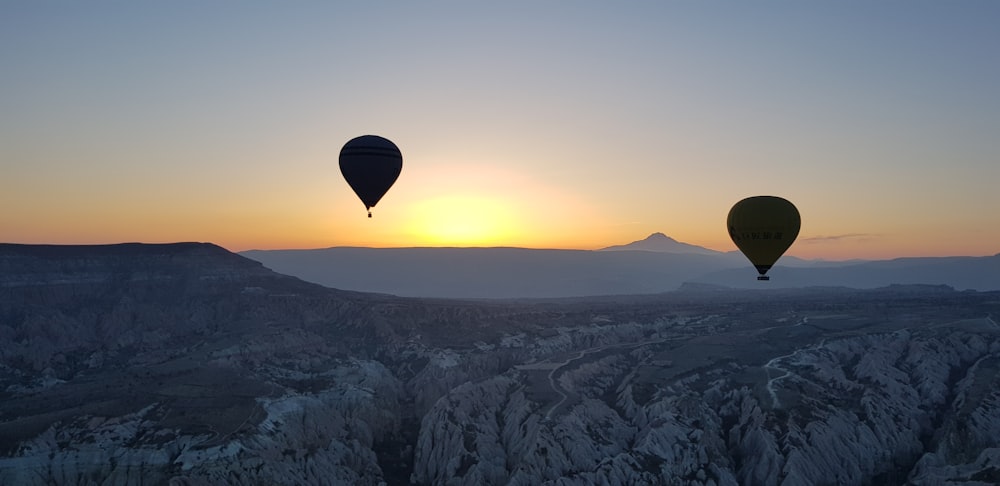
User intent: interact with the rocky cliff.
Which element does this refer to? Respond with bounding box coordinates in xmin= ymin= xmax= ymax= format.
xmin=412 ymin=327 xmax=1000 ymax=485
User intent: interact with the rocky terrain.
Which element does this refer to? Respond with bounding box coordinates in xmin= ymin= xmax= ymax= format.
xmin=2 ymin=243 xmax=1000 ymax=484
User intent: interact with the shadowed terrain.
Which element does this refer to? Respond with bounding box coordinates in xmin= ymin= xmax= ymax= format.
xmin=2 ymin=243 xmax=1000 ymax=484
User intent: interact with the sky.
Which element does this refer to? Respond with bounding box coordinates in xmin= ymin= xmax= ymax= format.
xmin=3 ymin=2 xmax=999 ymax=261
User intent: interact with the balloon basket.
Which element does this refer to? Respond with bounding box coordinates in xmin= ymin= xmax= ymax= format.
xmin=757 ymin=276 xmax=770 ymax=281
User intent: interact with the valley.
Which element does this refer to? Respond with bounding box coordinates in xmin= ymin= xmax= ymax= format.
xmin=2 ymin=244 xmax=1000 ymax=484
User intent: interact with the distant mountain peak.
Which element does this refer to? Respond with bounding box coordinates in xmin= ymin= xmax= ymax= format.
xmin=646 ymin=232 xmax=675 ymax=241
xmin=599 ymin=233 xmax=722 ymax=255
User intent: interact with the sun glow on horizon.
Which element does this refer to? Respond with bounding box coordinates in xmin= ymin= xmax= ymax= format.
xmin=403 ymin=195 xmax=519 ymax=246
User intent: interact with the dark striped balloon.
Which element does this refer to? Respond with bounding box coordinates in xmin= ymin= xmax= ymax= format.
xmin=339 ymin=135 xmax=402 ymax=217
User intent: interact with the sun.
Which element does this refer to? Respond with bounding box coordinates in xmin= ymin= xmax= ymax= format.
xmin=404 ymin=195 xmax=518 ymax=246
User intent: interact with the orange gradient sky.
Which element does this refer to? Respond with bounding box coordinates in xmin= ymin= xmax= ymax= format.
xmin=3 ymin=3 xmax=999 ymax=260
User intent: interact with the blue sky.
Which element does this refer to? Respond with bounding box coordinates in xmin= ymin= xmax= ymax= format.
xmin=3 ymin=2 xmax=999 ymax=259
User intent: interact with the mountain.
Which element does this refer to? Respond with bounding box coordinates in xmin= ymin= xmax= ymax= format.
xmin=695 ymin=254 xmax=1000 ymax=291
xmin=599 ymin=232 xmax=723 ymax=255
xmin=242 ymin=236 xmax=1000 ymax=298
xmin=240 ymin=246 xmax=742 ymax=299
xmin=3 ymin=243 xmax=1000 ymax=484
xmin=599 ymin=233 xmax=853 ymax=269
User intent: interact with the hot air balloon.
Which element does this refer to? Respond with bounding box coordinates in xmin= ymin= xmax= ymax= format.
xmin=727 ymin=195 xmax=800 ymax=280
xmin=339 ymin=135 xmax=402 ymax=217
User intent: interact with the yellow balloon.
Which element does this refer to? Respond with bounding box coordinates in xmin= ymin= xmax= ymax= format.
xmin=727 ymin=196 xmax=800 ymax=280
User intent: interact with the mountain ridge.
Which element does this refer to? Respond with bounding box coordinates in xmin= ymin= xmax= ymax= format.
xmin=241 ymin=234 xmax=1000 ymax=297
xmin=599 ymin=232 xmax=724 ymax=255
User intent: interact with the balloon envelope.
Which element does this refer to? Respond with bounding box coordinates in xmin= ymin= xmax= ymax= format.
xmin=339 ymin=135 xmax=402 ymax=216
xmin=727 ymin=196 xmax=800 ymax=279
